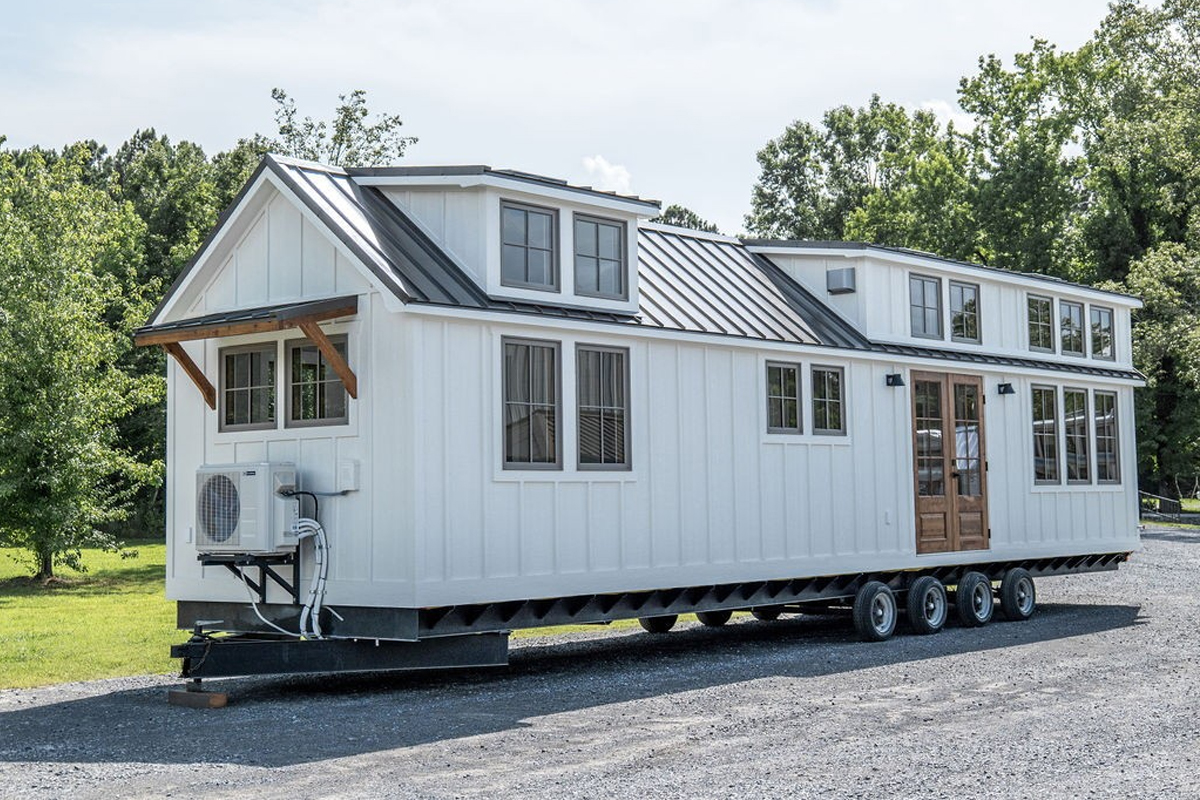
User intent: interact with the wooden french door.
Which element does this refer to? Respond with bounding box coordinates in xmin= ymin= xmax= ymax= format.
xmin=912 ymin=372 xmax=990 ymax=554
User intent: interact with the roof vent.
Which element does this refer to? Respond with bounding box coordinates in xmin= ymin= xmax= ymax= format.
xmin=827 ymin=267 xmax=856 ymax=294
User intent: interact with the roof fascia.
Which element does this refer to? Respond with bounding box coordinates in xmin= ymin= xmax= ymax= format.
xmin=356 ymin=173 xmax=660 ymax=216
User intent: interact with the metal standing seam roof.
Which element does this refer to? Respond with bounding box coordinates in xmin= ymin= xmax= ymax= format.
xmin=142 ymin=155 xmax=1143 ymax=382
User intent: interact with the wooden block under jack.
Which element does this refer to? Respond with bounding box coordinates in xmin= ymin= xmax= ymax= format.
xmin=167 ymin=688 xmax=228 ymax=709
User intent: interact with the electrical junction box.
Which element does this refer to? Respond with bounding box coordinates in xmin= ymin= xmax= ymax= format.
xmin=826 ymin=267 xmax=857 ymax=294
xmin=337 ymin=459 xmax=361 ymax=493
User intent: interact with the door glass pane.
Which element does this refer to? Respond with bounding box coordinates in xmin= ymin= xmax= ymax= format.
xmin=914 ymin=380 xmax=944 ymax=496
xmin=954 ymin=383 xmax=982 ymax=496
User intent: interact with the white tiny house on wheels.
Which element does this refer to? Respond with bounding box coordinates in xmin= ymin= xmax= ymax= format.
xmin=136 ymin=155 xmax=1143 ymax=680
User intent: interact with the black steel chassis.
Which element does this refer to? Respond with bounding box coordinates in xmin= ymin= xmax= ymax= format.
xmin=169 ymin=550 xmax=1131 ymax=683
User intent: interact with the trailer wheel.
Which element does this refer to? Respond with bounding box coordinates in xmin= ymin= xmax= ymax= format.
xmin=955 ymin=572 xmax=995 ymax=627
xmin=852 ymin=581 xmax=898 ymax=641
xmin=639 ymin=615 xmax=678 ymax=634
xmin=999 ymin=569 xmax=1036 ymax=621
xmin=906 ymin=576 xmax=948 ymax=635
xmin=751 ymin=607 xmax=783 ymax=621
xmin=696 ymin=610 xmax=733 ymax=627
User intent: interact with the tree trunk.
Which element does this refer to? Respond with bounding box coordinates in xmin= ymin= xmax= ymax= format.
xmin=36 ymin=550 xmax=54 ymax=581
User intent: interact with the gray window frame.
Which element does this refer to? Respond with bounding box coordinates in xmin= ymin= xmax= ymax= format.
xmin=501 ymin=337 xmax=563 ymax=470
xmin=949 ymin=280 xmax=981 ymax=344
xmin=1028 ymin=294 xmax=1055 ymax=353
xmin=573 ymin=214 xmax=628 ymax=301
xmin=765 ymin=361 xmax=802 ymax=435
xmin=576 ymin=344 xmax=632 ymax=471
xmin=1032 ymin=385 xmax=1061 ymax=485
xmin=1094 ymin=390 xmax=1121 ymax=484
xmin=909 ymin=274 xmax=943 ymax=340
xmin=218 ymin=342 xmax=278 ymax=433
xmin=500 ymin=200 xmax=559 ymax=293
xmin=1060 ymin=300 xmax=1085 ymax=357
xmin=1063 ymin=387 xmax=1091 ymax=485
xmin=1090 ymin=305 xmax=1116 ymax=361
xmin=285 ymin=335 xmax=350 ymax=429
xmin=811 ymin=365 xmax=847 ymax=436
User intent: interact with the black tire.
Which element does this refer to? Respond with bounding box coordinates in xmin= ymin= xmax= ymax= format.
xmin=999 ymin=568 xmax=1036 ymax=621
xmin=955 ymin=571 xmax=995 ymax=627
xmin=639 ymin=615 xmax=678 ymax=634
xmin=696 ymin=609 xmax=733 ymax=627
xmin=852 ymin=581 xmax=898 ymax=642
xmin=906 ymin=576 xmax=948 ymax=635
xmin=751 ymin=607 xmax=782 ymax=621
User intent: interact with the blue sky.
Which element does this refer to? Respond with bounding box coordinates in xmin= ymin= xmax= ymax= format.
xmin=1 ymin=0 xmax=1113 ymax=233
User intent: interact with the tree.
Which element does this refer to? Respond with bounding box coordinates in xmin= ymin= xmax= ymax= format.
xmin=267 ymin=88 xmax=417 ymax=167
xmin=0 ymin=147 xmax=162 ymax=578
xmin=651 ymin=204 xmax=720 ymax=233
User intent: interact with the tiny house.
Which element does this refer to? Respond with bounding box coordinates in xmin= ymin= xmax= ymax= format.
xmin=136 ymin=156 xmax=1143 ymax=679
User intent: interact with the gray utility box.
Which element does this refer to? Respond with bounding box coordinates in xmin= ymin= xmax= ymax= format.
xmin=826 ymin=267 xmax=857 ymax=294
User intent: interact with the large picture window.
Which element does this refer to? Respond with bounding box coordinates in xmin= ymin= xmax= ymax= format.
xmin=1061 ymin=301 xmax=1084 ymax=355
xmin=949 ymin=281 xmax=980 ymax=344
xmin=1028 ymin=295 xmax=1055 ymax=352
xmin=220 ymin=344 xmax=276 ymax=431
xmin=909 ymin=275 xmax=943 ymax=339
xmin=766 ymin=362 xmax=801 ymax=434
xmin=1064 ymin=388 xmax=1090 ymax=483
xmin=286 ymin=337 xmax=349 ymax=427
xmin=501 ymin=201 xmax=557 ymax=291
xmin=1095 ymin=391 xmax=1120 ymax=483
xmin=1091 ymin=306 xmax=1115 ymax=360
xmin=1032 ymin=386 xmax=1059 ymax=484
xmin=574 ymin=216 xmax=626 ymax=299
xmin=503 ymin=339 xmax=560 ymax=468
xmin=811 ymin=366 xmax=846 ymax=435
xmin=577 ymin=346 xmax=629 ymax=468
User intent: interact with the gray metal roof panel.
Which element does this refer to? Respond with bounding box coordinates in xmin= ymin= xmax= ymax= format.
xmin=135 ymin=295 xmax=359 ymax=338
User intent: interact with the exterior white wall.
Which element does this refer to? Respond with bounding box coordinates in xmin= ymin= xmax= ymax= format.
xmin=381 ymin=187 xmax=489 ymax=285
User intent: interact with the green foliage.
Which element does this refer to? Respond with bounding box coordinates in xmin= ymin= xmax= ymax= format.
xmin=0 ymin=148 xmax=162 ymax=578
xmin=268 ymin=88 xmax=417 ymax=167
xmin=652 ymin=203 xmax=720 ymax=233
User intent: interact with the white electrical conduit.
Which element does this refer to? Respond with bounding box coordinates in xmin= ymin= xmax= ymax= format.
xmin=237 ymin=516 xmax=331 ymax=640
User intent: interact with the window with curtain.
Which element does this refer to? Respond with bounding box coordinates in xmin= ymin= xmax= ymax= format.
xmin=503 ymin=339 xmax=560 ymax=467
xmin=577 ymin=346 xmax=629 ymax=468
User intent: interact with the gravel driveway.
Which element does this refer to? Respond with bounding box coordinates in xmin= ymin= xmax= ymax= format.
xmin=1 ymin=527 xmax=1197 ymax=799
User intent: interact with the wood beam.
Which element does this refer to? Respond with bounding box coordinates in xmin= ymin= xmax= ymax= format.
xmin=134 ymin=299 xmax=358 ymax=347
xmin=298 ymin=320 xmax=358 ymax=399
xmin=163 ymin=343 xmax=216 ymax=410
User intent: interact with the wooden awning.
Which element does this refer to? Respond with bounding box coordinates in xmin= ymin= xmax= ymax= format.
xmin=134 ymin=296 xmax=359 ymax=410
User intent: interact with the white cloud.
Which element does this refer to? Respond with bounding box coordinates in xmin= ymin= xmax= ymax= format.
xmin=581 ymin=155 xmax=632 ymax=195
xmin=920 ymin=99 xmax=978 ymax=133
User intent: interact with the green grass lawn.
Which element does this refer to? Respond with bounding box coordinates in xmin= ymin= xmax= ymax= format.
xmin=1180 ymin=497 xmax=1200 ymax=512
xmin=0 ymin=540 xmax=177 ymax=689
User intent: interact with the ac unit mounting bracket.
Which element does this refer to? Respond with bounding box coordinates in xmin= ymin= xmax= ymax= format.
xmin=199 ymin=550 xmax=302 ymax=605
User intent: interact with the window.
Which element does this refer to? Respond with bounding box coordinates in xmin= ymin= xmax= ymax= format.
xmin=220 ymin=344 xmax=276 ymax=431
xmin=503 ymin=339 xmax=560 ymax=468
xmin=577 ymin=346 xmax=629 ymax=468
xmin=574 ymin=216 xmax=626 ymax=299
xmin=766 ymin=362 xmax=801 ymax=434
xmin=1028 ymin=295 xmax=1054 ymax=352
xmin=1095 ymin=391 xmax=1120 ymax=483
xmin=1064 ymin=388 xmax=1090 ymax=483
xmin=909 ymin=275 xmax=943 ymax=339
xmin=949 ymin=281 xmax=980 ymax=344
xmin=501 ymin=201 xmax=557 ymax=291
xmin=812 ymin=366 xmax=846 ymax=435
xmin=1032 ymin=386 xmax=1060 ymax=483
xmin=286 ymin=337 xmax=349 ymax=427
xmin=1061 ymin=301 xmax=1084 ymax=355
xmin=1091 ymin=306 xmax=1115 ymax=360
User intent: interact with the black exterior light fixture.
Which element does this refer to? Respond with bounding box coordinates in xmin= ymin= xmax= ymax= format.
xmin=997 ymin=382 xmax=1016 ymax=396
xmin=886 ymin=373 xmax=905 ymax=387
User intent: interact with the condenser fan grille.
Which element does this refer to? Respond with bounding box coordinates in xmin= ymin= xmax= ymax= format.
xmin=198 ymin=473 xmax=241 ymax=544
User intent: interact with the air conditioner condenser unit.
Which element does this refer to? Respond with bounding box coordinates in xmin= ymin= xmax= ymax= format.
xmin=194 ymin=463 xmax=298 ymax=555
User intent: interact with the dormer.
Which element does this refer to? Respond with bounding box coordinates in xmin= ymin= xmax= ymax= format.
xmin=354 ymin=166 xmax=659 ymax=315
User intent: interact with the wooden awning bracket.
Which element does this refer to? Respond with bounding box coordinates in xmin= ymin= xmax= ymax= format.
xmin=298 ymin=319 xmax=358 ymax=399
xmin=163 ymin=342 xmax=217 ymax=410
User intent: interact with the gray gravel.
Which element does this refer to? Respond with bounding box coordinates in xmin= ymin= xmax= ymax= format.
xmin=1 ymin=527 xmax=1198 ymax=799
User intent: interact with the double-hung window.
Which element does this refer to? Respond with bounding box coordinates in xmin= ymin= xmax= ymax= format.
xmin=574 ymin=216 xmax=626 ymax=299
xmin=811 ymin=366 xmax=846 ymax=435
xmin=1060 ymin=301 xmax=1084 ymax=355
xmin=1063 ymin=388 xmax=1090 ymax=483
xmin=766 ymin=362 xmax=802 ymax=434
xmin=501 ymin=201 xmax=557 ymax=291
xmin=909 ymin=275 xmax=942 ymax=339
xmin=287 ymin=336 xmax=349 ymax=427
xmin=1091 ymin=306 xmax=1115 ymax=360
xmin=1028 ymin=295 xmax=1054 ymax=352
xmin=1032 ymin=386 xmax=1060 ymax=484
xmin=220 ymin=344 xmax=276 ymax=431
xmin=577 ymin=346 xmax=629 ymax=468
xmin=503 ymin=339 xmax=560 ymax=468
xmin=1094 ymin=391 xmax=1120 ymax=483
xmin=949 ymin=281 xmax=980 ymax=344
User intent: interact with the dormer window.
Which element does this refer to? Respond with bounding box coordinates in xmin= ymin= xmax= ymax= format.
xmin=501 ymin=201 xmax=558 ymax=291
xmin=574 ymin=215 xmax=626 ymax=299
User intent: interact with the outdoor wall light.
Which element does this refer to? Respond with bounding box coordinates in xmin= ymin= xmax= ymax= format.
xmin=886 ymin=373 xmax=905 ymax=387
xmin=997 ymin=382 xmax=1016 ymax=396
